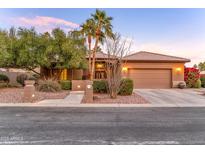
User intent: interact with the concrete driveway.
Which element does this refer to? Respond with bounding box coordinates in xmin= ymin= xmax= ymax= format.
xmin=134 ymin=89 xmax=205 ymax=107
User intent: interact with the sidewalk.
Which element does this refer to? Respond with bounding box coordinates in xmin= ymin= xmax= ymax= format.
xmin=0 ymin=90 xmax=205 ymax=107
xmin=1 ymin=101 xmax=205 ymax=107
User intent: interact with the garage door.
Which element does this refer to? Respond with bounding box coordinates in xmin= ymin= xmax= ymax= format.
xmin=129 ymin=69 xmax=172 ymax=89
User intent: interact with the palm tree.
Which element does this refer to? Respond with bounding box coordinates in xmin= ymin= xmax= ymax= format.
xmin=90 ymin=9 xmax=114 ymax=80
xmin=80 ymin=19 xmax=95 ymax=79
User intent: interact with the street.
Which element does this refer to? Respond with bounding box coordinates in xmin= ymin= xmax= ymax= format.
xmin=0 ymin=107 xmax=205 ymax=144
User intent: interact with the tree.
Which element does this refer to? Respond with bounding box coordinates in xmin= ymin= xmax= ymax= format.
xmin=198 ymin=62 xmax=205 ymax=71
xmin=104 ymin=33 xmax=131 ymax=99
xmin=0 ymin=27 xmax=18 ymax=68
xmin=39 ymin=28 xmax=87 ymax=79
xmin=0 ymin=27 xmax=87 ymax=79
xmin=90 ymin=9 xmax=114 ymax=80
xmin=16 ymin=27 xmax=42 ymax=75
xmin=193 ymin=64 xmax=198 ymax=68
xmin=80 ymin=19 xmax=96 ymax=78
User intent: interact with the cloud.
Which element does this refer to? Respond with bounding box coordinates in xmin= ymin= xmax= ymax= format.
xmin=10 ymin=16 xmax=79 ymax=33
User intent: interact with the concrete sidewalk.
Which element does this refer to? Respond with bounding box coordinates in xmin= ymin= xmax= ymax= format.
xmin=1 ymin=102 xmax=205 ymax=108
xmin=0 ymin=89 xmax=205 ymax=107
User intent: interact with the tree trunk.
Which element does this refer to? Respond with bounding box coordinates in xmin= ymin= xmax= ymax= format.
xmin=110 ymin=89 xmax=117 ymax=99
xmin=88 ymin=35 xmax=92 ymax=80
xmin=90 ymin=34 xmax=100 ymax=80
xmin=26 ymin=67 xmax=41 ymax=76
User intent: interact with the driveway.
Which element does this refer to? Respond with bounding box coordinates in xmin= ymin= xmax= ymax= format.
xmin=134 ymin=89 xmax=205 ymax=107
xmin=1 ymin=107 xmax=205 ymax=144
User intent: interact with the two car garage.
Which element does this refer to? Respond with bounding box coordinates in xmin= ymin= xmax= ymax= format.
xmin=128 ymin=69 xmax=172 ymax=89
xmin=122 ymin=51 xmax=190 ymax=89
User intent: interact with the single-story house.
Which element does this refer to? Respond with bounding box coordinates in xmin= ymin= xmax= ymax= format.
xmin=121 ymin=51 xmax=190 ymax=88
xmin=200 ymin=71 xmax=205 ymax=78
xmin=41 ymin=51 xmax=190 ymax=89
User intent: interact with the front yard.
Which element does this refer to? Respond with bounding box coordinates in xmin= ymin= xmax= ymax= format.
xmin=82 ymin=93 xmax=149 ymax=104
xmin=0 ymin=88 xmax=69 ymax=103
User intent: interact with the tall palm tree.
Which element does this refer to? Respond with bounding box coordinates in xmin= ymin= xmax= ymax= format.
xmin=80 ymin=19 xmax=95 ymax=79
xmin=90 ymin=9 xmax=114 ymax=80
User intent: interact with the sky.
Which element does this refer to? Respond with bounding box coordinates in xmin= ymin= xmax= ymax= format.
xmin=0 ymin=8 xmax=205 ymax=66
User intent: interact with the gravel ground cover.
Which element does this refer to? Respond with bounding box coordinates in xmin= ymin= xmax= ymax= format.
xmin=82 ymin=93 xmax=149 ymax=104
xmin=0 ymin=88 xmax=69 ymax=103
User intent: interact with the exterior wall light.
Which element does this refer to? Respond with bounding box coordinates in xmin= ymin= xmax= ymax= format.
xmin=122 ymin=67 xmax=128 ymax=72
xmin=77 ymin=85 xmax=81 ymax=88
xmin=96 ymin=64 xmax=103 ymax=69
xmin=87 ymin=85 xmax=92 ymax=89
xmin=176 ymin=67 xmax=182 ymax=72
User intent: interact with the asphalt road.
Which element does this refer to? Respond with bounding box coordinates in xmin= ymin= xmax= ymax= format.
xmin=0 ymin=107 xmax=205 ymax=144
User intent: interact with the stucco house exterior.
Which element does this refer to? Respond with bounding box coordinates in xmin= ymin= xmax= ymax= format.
xmin=41 ymin=51 xmax=190 ymax=89
xmin=121 ymin=51 xmax=190 ymax=88
xmin=200 ymin=71 xmax=205 ymax=78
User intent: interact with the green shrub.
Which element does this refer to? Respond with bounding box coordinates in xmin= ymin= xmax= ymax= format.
xmin=16 ymin=74 xmax=28 ymax=86
xmin=8 ymin=83 xmax=21 ymax=88
xmin=93 ymin=80 xmax=107 ymax=93
xmin=60 ymin=80 xmax=71 ymax=90
xmin=0 ymin=74 xmax=9 ymax=83
xmin=28 ymin=76 xmax=36 ymax=80
xmin=194 ymin=79 xmax=201 ymax=88
xmin=0 ymin=83 xmax=21 ymax=88
xmin=201 ymin=77 xmax=205 ymax=88
xmin=118 ymin=78 xmax=133 ymax=95
xmin=0 ymin=83 xmax=8 ymax=88
xmin=37 ymin=79 xmax=61 ymax=92
xmin=32 ymin=74 xmax=41 ymax=80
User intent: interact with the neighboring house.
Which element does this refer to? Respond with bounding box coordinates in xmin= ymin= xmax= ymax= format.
xmin=40 ymin=51 xmax=190 ymax=89
xmin=200 ymin=71 xmax=205 ymax=78
xmin=0 ymin=68 xmax=36 ymax=84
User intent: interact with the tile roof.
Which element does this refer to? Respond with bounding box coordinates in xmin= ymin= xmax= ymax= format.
xmin=86 ymin=51 xmax=116 ymax=59
xmin=123 ymin=51 xmax=190 ymax=62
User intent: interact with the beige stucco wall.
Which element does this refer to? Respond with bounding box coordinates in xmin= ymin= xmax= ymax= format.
xmin=122 ymin=62 xmax=185 ymax=87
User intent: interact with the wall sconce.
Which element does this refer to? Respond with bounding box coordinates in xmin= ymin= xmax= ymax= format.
xmin=176 ymin=67 xmax=182 ymax=72
xmin=96 ymin=63 xmax=103 ymax=69
xmin=77 ymin=85 xmax=81 ymax=89
xmin=87 ymin=85 xmax=92 ymax=89
xmin=122 ymin=67 xmax=128 ymax=72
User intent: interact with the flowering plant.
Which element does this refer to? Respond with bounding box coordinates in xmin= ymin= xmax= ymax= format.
xmin=184 ymin=67 xmax=200 ymax=88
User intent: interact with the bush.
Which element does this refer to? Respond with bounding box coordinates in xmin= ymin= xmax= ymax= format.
xmin=0 ymin=83 xmax=8 ymax=88
xmin=16 ymin=74 xmax=28 ymax=86
xmin=184 ymin=67 xmax=200 ymax=88
xmin=0 ymin=74 xmax=9 ymax=83
xmin=93 ymin=80 xmax=107 ymax=93
xmin=0 ymin=82 xmax=21 ymax=89
xmin=37 ymin=79 xmax=61 ymax=92
xmin=118 ymin=78 xmax=134 ymax=95
xmin=194 ymin=79 xmax=201 ymax=88
xmin=178 ymin=82 xmax=186 ymax=89
xmin=32 ymin=74 xmax=41 ymax=80
xmin=60 ymin=80 xmax=71 ymax=90
xmin=201 ymin=77 xmax=205 ymax=88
